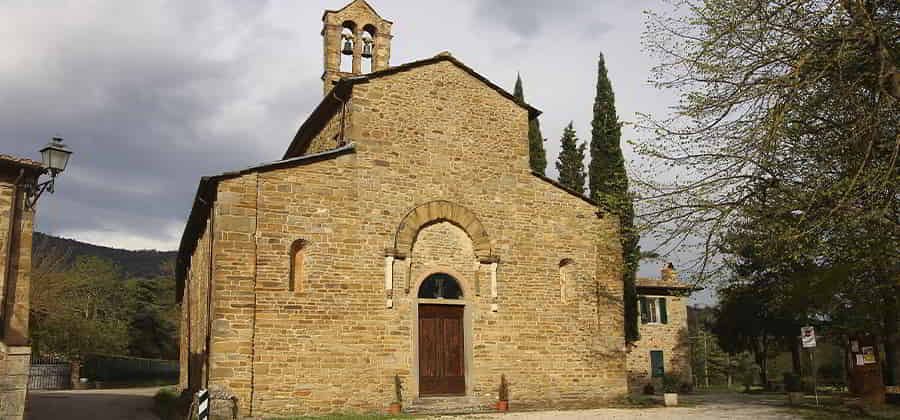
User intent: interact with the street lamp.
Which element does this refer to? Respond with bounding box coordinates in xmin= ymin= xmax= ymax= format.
xmin=26 ymin=137 xmax=73 ymax=209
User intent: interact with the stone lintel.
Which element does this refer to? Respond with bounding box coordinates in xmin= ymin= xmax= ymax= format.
xmin=479 ymin=255 xmax=500 ymax=265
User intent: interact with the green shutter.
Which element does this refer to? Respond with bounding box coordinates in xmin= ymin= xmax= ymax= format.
xmin=659 ymin=298 xmax=668 ymax=324
xmin=651 ymin=350 xmax=665 ymax=377
xmin=639 ymin=297 xmax=649 ymax=324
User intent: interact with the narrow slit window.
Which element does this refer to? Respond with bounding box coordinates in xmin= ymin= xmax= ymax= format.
xmin=290 ymin=239 xmax=308 ymax=292
xmin=559 ymin=259 xmax=575 ymax=303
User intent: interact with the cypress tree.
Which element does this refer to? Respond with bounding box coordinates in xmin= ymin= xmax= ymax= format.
xmin=555 ymin=122 xmax=587 ymax=194
xmin=588 ymin=54 xmax=640 ymax=343
xmin=514 ymin=74 xmax=548 ymax=175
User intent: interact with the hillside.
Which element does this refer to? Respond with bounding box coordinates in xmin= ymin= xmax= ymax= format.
xmin=32 ymin=232 xmax=177 ymax=279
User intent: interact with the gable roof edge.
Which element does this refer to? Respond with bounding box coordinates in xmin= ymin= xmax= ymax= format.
xmin=175 ymin=144 xmax=356 ymax=301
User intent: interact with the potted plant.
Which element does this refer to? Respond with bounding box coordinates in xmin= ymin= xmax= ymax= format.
xmin=662 ymin=375 xmax=680 ymax=407
xmin=389 ymin=374 xmax=403 ymax=415
xmin=783 ymin=373 xmax=803 ymax=406
xmin=497 ymin=374 xmax=510 ymax=412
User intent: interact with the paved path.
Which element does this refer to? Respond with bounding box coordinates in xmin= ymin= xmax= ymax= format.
xmin=26 ymin=387 xmax=160 ymax=420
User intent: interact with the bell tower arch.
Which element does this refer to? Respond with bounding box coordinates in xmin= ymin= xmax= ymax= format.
xmin=322 ymin=0 xmax=393 ymax=94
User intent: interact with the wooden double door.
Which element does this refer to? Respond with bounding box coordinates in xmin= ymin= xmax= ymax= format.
xmin=418 ymin=304 xmax=465 ymax=396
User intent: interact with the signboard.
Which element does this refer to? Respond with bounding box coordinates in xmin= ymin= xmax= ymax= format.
xmin=197 ymin=389 xmax=209 ymax=420
xmin=801 ymin=326 xmax=816 ymax=348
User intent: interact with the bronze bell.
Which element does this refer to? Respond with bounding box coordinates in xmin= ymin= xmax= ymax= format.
xmin=341 ymin=38 xmax=353 ymax=55
xmin=361 ymin=40 xmax=373 ymax=58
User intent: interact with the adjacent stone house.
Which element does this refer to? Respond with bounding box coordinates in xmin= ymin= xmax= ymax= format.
xmin=0 ymin=155 xmax=43 ymax=420
xmin=176 ymin=1 xmax=628 ymax=417
xmin=626 ymin=264 xmax=695 ymax=393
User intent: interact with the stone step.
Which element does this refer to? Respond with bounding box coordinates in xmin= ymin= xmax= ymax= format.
xmin=405 ymin=396 xmax=498 ymax=415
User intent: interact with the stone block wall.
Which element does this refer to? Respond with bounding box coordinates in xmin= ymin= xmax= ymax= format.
xmin=626 ymin=294 xmax=692 ymax=393
xmin=0 ymin=345 xmax=30 ymax=420
xmin=0 ymin=170 xmax=37 ymax=420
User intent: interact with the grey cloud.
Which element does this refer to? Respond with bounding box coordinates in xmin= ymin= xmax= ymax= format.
xmin=473 ymin=0 xmax=604 ymax=38
xmin=0 ymin=0 xmax=322 ymax=249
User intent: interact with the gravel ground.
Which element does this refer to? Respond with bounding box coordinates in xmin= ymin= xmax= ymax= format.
xmin=433 ymin=394 xmax=799 ymax=420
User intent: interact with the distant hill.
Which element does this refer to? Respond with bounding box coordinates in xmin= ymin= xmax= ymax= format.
xmin=32 ymin=232 xmax=177 ymax=279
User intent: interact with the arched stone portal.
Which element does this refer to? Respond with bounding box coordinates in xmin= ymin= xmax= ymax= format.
xmin=394 ymin=201 xmax=492 ymax=259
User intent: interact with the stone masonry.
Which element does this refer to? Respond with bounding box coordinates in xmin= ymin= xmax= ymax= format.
xmin=0 ymin=155 xmax=42 ymax=420
xmin=177 ymin=1 xmax=628 ymax=418
xmin=626 ymin=266 xmax=694 ymax=394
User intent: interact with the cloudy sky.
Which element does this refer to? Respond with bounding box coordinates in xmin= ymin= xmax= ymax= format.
xmin=1 ymin=0 xmax=700 ymax=294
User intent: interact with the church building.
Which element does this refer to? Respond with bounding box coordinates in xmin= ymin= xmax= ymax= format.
xmin=176 ymin=1 xmax=628 ymax=417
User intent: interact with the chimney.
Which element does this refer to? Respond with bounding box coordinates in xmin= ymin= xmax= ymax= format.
xmin=661 ymin=263 xmax=677 ymax=282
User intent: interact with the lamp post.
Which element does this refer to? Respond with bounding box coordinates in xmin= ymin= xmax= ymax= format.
xmin=25 ymin=137 xmax=72 ymax=209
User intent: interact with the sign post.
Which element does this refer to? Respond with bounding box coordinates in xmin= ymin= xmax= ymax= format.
xmin=197 ymin=389 xmax=210 ymax=420
xmin=801 ymin=326 xmax=819 ymax=406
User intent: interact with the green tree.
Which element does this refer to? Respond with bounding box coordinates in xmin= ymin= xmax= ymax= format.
xmin=637 ymin=0 xmax=899 ymax=280
xmin=555 ymin=122 xmax=587 ymax=194
xmin=514 ymin=74 xmax=547 ymax=175
xmin=128 ymin=263 xmax=179 ymax=360
xmin=588 ymin=54 xmax=640 ymax=343
xmin=30 ymin=256 xmax=135 ymax=361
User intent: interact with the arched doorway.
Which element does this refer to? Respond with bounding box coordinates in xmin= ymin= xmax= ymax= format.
xmin=417 ymin=273 xmax=466 ymax=396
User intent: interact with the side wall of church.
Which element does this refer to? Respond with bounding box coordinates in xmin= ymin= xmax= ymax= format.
xmin=625 ymin=294 xmax=691 ymax=393
xmin=179 ymin=219 xmax=212 ymax=393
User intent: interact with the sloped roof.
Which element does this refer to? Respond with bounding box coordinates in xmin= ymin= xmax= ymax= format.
xmin=0 ymin=154 xmax=44 ymax=170
xmin=284 ymin=52 xmax=542 ymax=159
xmin=322 ymin=0 xmax=392 ymax=24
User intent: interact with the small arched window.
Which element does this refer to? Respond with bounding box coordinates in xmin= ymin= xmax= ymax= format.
xmin=290 ymin=239 xmax=308 ymax=292
xmin=418 ymin=273 xmax=463 ymax=300
xmin=559 ymin=259 xmax=575 ymax=303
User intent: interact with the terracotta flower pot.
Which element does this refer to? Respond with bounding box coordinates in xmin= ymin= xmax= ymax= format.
xmin=496 ymin=400 xmax=509 ymax=412
xmin=388 ymin=402 xmax=402 ymax=415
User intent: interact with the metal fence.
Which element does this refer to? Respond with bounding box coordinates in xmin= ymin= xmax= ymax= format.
xmin=82 ymin=354 xmax=178 ymax=383
xmin=29 ymin=356 xmax=71 ymax=390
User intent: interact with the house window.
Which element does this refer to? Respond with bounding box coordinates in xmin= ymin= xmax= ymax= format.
xmin=639 ymin=296 xmax=668 ymax=324
xmin=290 ymin=239 xmax=308 ymax=292
xmin=650 ymin=350 xmax=665 ymax=377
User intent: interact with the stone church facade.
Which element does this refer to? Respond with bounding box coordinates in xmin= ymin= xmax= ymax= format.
xmin=176 ymin=1 xmax=627 ymax=417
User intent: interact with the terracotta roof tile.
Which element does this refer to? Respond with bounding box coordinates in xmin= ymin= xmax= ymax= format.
xmin=0 ymin=154 xmax=44 ymax=170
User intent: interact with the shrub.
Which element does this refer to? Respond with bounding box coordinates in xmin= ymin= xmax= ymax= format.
xmin=153 ymin=387 xmax=191 ymax=420
xmin=679 ymin=381 xmax=694 ymax=394
xmin=643 ymin=383 xmax=655 ymax=395
xmin=662 ymin=375 xmax=680 ymax=393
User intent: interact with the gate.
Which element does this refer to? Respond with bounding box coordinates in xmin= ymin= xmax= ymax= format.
xmin=28 ymin=357 xmax=71 ymax=390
